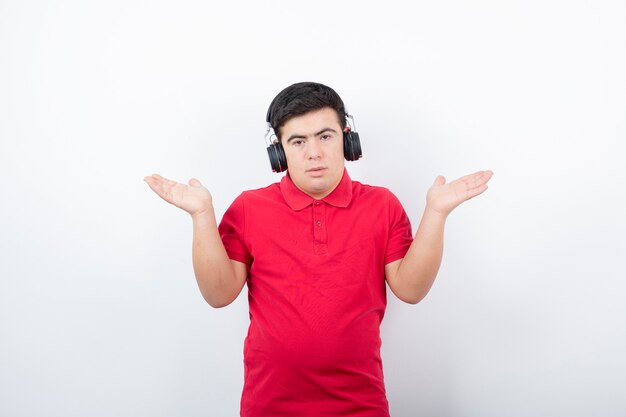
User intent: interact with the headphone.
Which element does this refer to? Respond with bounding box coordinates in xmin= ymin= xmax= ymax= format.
xmin=265 ymin=103 xmax=363 ymax=173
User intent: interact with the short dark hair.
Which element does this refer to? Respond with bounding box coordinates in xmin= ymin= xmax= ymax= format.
xmin=267 ymin=82 xmax=347 ymax=142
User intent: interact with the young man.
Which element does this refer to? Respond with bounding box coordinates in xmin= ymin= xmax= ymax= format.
xmin=144 ymin=82 xmax=493 ymax=417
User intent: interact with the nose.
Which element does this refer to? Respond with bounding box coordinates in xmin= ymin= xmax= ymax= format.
xmin=306 ymin=138 xmax=322 ymax=159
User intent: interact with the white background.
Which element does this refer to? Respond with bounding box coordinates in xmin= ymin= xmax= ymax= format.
xmin=1 ymin=0 xmax=625 ymax=416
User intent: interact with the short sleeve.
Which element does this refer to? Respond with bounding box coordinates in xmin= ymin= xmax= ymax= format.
xmin=384 ymin=191 xmax=413 ymax=265
xmin=218 ymin=193 xmax=252 ymax=267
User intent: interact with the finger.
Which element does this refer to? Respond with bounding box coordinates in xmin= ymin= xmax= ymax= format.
xmin=469 ymin=170 xmax=494 ymax=188
xmin=466 ymin=184 xmax=488 ymax=200
xmin=145 ymin=175 xmax=164 ymax=187
xmin=456 ymin=170 xmax=484 ymax=183
xmin=150 ymin=173 xmax=178 ymax=186
xmin=145 ymin=180 xmax=169 ymax=201
xmin=146 ymin=178 xmax=168 ymax=197
xmin=460 ymin=170 xmax=492 ymax=188
xmin=144 ymin=175 xmax=161 ymax=189
xmin=145 ymin=174 xmax=164 ymax=186
xmin=433 ymin=175 xmax=446 ymax=186
xmin=145 ymin=176 xmax=175 ymax=201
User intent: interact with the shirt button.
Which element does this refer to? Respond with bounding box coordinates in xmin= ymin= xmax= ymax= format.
xmin=316 ymin=220 xmax=322 ymax=227
xmin=315 ymin=201 xmax=321 ymax=206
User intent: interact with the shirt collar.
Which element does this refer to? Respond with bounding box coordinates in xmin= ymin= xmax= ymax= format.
xmin=280 ymin=168 xmax=353 ymax=211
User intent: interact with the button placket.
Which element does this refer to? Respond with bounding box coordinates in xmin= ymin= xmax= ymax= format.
xmin=312 ymin=200 xmax=327 ymax=251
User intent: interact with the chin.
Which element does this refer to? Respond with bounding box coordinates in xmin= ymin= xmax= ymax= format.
xmin=307 ymin=183 xmax=327 ymax=193
xmin=305 ymin=183 xmax=330 ymax=195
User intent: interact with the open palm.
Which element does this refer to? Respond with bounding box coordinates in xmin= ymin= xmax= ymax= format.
xmin=144 ymin=174 xmax=213 ymax=216
xmin=426 ymin=170 xmax=494 ymax=216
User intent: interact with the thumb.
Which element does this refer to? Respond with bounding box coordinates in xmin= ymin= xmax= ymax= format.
xmin=188 ymin=178 xmax=201 ymax=187
xmin=433 ymin=175 xmax=446 ymax=186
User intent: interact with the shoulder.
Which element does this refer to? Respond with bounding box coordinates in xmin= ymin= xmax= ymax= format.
xmin=236 ymin=181 xmax=281 ymax=202
xmin=226 ymin=182 xmax=285 ymax=216
xmin=352 ymin=180 xmax=401 ymax=206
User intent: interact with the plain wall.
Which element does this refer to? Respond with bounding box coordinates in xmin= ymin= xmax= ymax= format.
xmin=1 ymin=0 xmax=625 ymax=416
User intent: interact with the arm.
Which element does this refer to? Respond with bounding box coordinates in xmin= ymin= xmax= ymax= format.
xmin=385 ymin=170 xmax=493 ymax=304
xmin=191 ymin=208 xmax=248 ymax=308
xmin=144 ymin=174 xmax=247 ymax=308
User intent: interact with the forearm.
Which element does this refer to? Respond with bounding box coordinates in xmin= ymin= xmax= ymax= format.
xmin=191 ymin=207 xmax=242 ymax=307
xmin=393 ymin=206 xmax=447 ymax=304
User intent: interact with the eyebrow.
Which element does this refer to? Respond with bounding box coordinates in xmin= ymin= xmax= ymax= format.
xmin=286 ymin=128 xmax=338 ymax=144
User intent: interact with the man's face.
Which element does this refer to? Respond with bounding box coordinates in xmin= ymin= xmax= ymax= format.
xmin=280 ymin=107 xmax=345 ymax=200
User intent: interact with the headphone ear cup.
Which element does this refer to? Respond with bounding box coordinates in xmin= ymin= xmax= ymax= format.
xmin=267 ymin=141 xmax=288 ymax=172
xmin=276 ymin=141 xmax=288 ymax=171
xmin=343 ymin=131 xmax=362 ymax=161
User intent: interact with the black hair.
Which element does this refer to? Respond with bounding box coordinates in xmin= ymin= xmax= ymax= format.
xmin=268 ymin=82 xmax=347 ymax=142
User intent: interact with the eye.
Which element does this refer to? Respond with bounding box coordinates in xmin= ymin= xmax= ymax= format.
xmin=292 ymin=139 xmax=305 ymax=146
xmin=321 ymin=134 xmax=331 ymax=140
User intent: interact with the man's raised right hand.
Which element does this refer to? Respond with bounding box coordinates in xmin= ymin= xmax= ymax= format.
xmin=144 ymin=174 xmax=213 ymax=217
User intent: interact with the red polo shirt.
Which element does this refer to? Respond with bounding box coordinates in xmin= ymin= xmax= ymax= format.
xmin=218 ymin=168 xmax=413 ymax=417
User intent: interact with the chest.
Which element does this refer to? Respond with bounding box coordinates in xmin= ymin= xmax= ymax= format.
xmin=245 ymin=201 xmax=390 ymax=285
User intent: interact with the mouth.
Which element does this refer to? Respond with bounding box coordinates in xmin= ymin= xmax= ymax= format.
xmin=306 ymin=167 xmax=327 ymax=177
